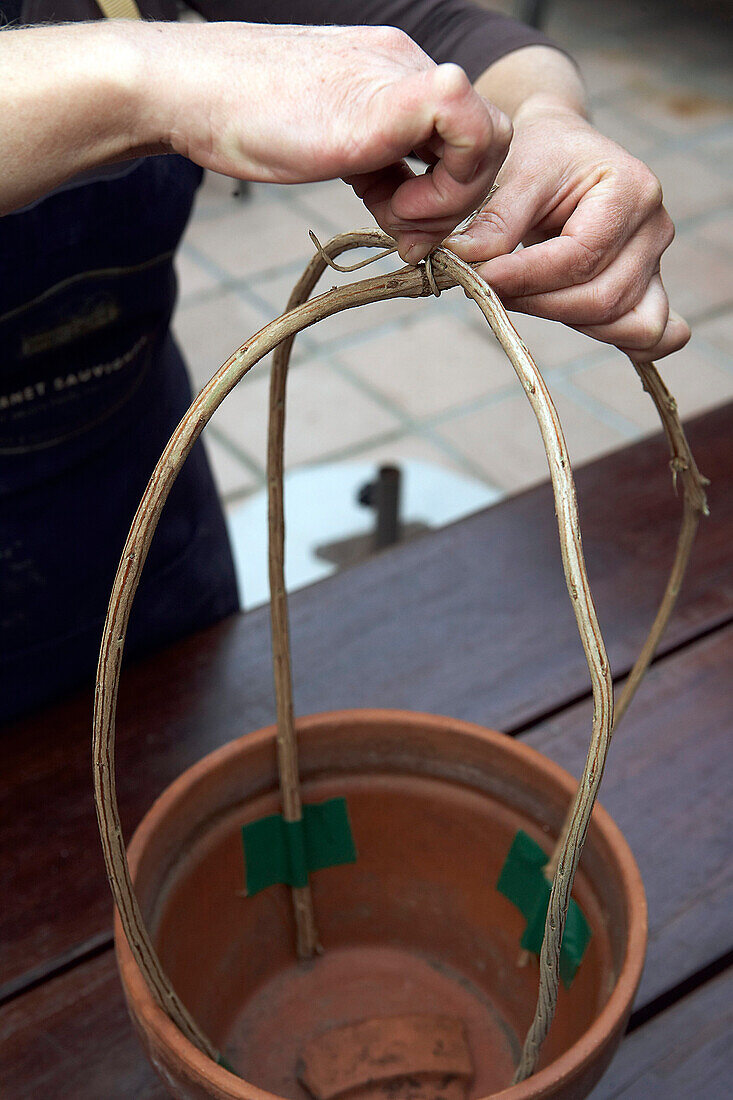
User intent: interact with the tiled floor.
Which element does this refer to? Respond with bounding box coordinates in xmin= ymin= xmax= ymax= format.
xmin=171 ymin=0 xmax=733 ymax=544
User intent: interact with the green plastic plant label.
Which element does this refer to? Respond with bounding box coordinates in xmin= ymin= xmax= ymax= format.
xmin=497 ymin=829 xmax=591 ymax=988
xmin=242 ymin=797 xmax=357 ymax=896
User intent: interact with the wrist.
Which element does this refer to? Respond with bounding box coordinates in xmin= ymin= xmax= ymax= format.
xmin=104 ymin=21 xmax=171 ymax=156
xmin=512 ymin=91 xmax=589 ymax=128
xmin=124 ymin=21 xmax=254 ymax=167
xmin=475 ymin=45 xmax=587 ymax=125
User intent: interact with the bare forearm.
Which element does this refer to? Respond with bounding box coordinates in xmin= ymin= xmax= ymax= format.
xmin=0 ymin=19 xmax=512 ymax=262
xmin=474 ymin=44 xmax=586 ymax=121
xmin=0 ymin=23 xmax=145 ymax=216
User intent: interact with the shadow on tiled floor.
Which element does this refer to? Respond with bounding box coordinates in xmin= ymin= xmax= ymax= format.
xmin=171 ymin=0 xmax=733 ymax=552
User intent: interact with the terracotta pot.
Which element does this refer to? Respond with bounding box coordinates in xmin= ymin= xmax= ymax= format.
xmin=116 ymin=709 xmax=646 ymax=1100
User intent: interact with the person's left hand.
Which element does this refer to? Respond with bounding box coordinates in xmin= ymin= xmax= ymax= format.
xmin=444 ymin=98 xmax=689 ymax=361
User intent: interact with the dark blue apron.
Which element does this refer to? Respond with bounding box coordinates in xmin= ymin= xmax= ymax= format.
xmin=0 ymin=155 xmax=239 ymax=722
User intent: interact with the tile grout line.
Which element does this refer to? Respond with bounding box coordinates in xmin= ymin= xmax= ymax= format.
xmin=211 ymin=335 xmax=510 ymax=491
xmin=207 ymin=424 xmax=266 ymax=481
xmin=180 ymin=234 xmax=321 ymax=294
xmin=549 ymin=375 xmax=642 ymax=439
xmin=182 ymin=276 xmax=733 ymax=472
xmin=178 ymin=161 xmax=733 ymax=490
xmin=167 ymin=6 xmax=733 ymax=500
xmin=692 ymin=334 xmax=733 ymax=377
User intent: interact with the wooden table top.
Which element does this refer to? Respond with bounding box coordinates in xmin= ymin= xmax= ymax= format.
xmin=1 ymin=402 xmax=731 ymax=1098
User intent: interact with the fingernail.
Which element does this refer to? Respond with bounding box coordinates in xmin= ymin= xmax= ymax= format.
xmin=443 ymin=233 xmax=473 ymax=256
xmin=403 ymin=242 xmax=430 ymax=265
xmin=446 ymin=219 xmax=480 ymax=246
xmin=443 ymin=236 xmax=463 ymax=254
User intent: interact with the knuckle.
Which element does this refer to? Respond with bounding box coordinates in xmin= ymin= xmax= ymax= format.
xmin=570 ymin=239 xmax=605 ymax=282
xmin=639 ymin=167 xmax=664 ymax=210
xmin=473 ymin=207 xmax=512 ymax=239
xmin=660 ymin=209 xmax=676 ymax=250
xmin=372 ymin=24 xmax=405 ymax=44
xmin=368 ymin=24 xmax=414 ymax=56
xmin=510 ymin=269 xmax=531 ymax=299
xmin=593 ymin=281 xmax=628 ymax=324
xmin=434 ymin=62 xmax=472 ymax=101
xmin=637 ymin=305 xmax=669 ymax=350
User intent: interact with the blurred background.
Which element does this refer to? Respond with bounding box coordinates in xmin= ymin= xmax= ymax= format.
xmin=173 ymin=0 xmax=732 ymax=607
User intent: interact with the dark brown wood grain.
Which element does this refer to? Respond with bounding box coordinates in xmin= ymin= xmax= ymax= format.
xmin=1 ymin=404 xmax=730 ymax=1002
xmin=1 ymin=626 xmax=730 ymax=1098
xmin=592 ymin=968 xmax=733 ymax=1098
xmin=0 ymin=951 xmax=166 ymax=1100
xmin=525 ymin=625 xmax=733 ymax=1008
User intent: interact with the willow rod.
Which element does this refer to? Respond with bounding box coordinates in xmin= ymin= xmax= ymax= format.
xmin=266 ymin=230 xmax=394 ymax=957
xmin=94 ymin=229 xmax=705 ymax=1087
xmin=538 ymin=360 xmax=709 ymax=889
xmin=270 ymin=237 xmax=614 ymax=1082
xmin=266 ymin=232 xmax=704 ymax=1080
xmin=518 ymin=364 xmax=709 ymax=976
xmin=94 ymin=248 xmax=463 ymax=1062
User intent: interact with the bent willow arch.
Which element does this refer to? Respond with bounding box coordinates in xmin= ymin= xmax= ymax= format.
xmin=93 ymin=230 xmax=708 ymax=1087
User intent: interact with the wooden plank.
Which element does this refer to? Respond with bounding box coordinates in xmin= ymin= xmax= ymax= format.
xmin=1 ymin=630 xmax=730 ymax=1097
xmin=592 ymin=969 xmax=733 ymax=1098
xmin=3 ymin=953 xmax=730 ymax=1100
xmin=1 ymin=404 xmax=731 ymax=999
xmin=0 ymin=952 xmax=165 ymax=1100
xmin=525 ymin=626 xmax=733 ymax=1007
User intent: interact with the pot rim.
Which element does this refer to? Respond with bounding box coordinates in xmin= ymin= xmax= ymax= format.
xmin=116 ymin=708 xmax=647 ymax=1100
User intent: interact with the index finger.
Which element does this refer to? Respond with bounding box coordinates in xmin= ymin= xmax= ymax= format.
xmin=477 ymin=172 xmax=658 ymax=299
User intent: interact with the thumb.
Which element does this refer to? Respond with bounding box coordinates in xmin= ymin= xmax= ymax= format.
xmin=443 ymin=162 xmax=545 ymax=262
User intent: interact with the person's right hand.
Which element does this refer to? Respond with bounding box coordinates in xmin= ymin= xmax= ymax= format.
xmin=444 ymin=98 xmax=688 ymax=361
xmin=133 ymin=21 xmax=511 ymax=260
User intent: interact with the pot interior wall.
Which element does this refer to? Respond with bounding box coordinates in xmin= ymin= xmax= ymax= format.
xmin=133 ymin=714 xmax=630 ymax=1098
